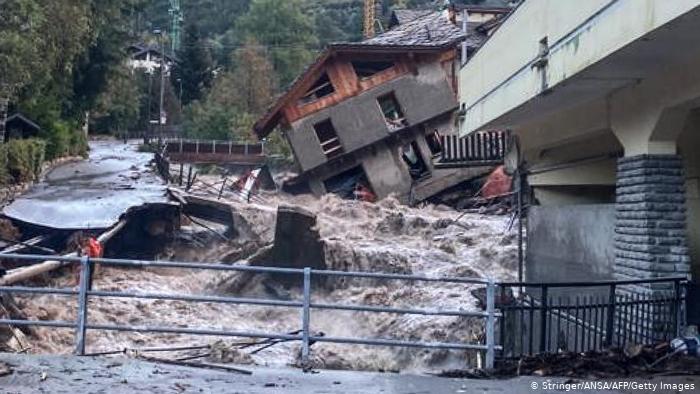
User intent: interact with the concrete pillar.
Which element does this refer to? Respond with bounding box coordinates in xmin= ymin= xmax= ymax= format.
xmin=614 ymin=154 xmax=690 ymax=340
xmin=615 ymin=154 xmax=691 ymax=284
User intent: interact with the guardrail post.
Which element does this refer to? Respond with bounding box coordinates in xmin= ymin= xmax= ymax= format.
xmin=301 ymin=267 xmax=311 ymax=369
xmin=74 ymin=256 xmax=91 ymax=356
xmin=539 ymin=285 xmax=548 ymax=353
xmin=605 ymin=283 xmax=616 ymax=347
xmin=485 ymin=279 xmax=495 ymax=369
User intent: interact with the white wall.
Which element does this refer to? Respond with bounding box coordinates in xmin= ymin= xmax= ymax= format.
xmin=459 ymin=0 xmax=700 ymax=136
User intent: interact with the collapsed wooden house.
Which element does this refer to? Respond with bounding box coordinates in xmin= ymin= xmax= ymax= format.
xmin=254 ymin=6 xmax=510 ymax=203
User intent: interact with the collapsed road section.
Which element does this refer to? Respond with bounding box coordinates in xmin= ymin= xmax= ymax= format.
xmin=2 ymin=141 xmax=168 ymax=230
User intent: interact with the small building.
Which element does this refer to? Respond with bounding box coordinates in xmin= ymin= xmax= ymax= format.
xmin=4 ymin=113 xmax=41 ymax=142
xmin=127 ymin=43 xmax=175 ymax=74
xmin=254 ymin=7 xmax=508 ymax=203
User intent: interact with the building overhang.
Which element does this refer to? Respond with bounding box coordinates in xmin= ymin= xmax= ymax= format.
xmin=459 ymin=0 xmax=700 ymax=136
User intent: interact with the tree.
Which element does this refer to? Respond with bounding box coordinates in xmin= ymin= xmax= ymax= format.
xmin=172 ymin=23 xmax=214 ymax=106
xmin=92 ymin=65 xmax=142 ymax=137
xmin=182 ymin=39 xmax=276 ymax=141
xmin=228 ymin=39 xmax=276 ymax=116
xmin=0 ymin=0 xmax=46 ymax=142
xmin=235 ymin=0 xmax=318 ymax=87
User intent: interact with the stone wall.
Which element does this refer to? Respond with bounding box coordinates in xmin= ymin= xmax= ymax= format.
xmin=614 ymin=154 xmax=690 ymax=340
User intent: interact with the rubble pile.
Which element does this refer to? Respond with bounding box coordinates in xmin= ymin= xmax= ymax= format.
xmin=492 ymin=343 xmax=700 ymax=378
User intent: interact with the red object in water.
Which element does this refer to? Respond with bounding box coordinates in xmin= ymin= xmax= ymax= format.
xmin=354 ymin=184 xmax=377 ymax=203
xmin=481 ymin=165 xmax=512 ymax=199
xmin=85 ymin=238 xmax=103 ymax=258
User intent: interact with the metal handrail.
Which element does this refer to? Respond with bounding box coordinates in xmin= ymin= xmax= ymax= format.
xmin=0 ymin=253 xmax=500 ymax=369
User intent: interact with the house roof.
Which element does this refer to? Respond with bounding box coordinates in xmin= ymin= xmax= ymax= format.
xmin=360 ymin=11 xmax=466 ymax=48
xmin=6 ymin=113 xmax=41 ymax=131
xmin=389 ymin=9 xmax=434 ymax=28
xmin=128 ymin=43 xmax=177 ymax=62
xmin=253 ymin=11 xmax=472 ymax=139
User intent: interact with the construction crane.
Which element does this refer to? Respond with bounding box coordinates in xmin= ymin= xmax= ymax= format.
xmin=363 ymin=0 xmax=379 ymax=39
xmin=168 ymin=0 xmax=183 ymax=54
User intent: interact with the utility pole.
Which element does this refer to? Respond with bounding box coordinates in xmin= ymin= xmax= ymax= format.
xmin=154 ymin=29 xmax=167 ymax=139
xmin=168 ymin=0 xmax=183 ymax=54
xmin=0 ymin=96 xmax=7 ymax=144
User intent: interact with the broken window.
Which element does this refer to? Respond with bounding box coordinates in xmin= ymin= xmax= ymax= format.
xmin=426 ymin=130 xmax=443 ymax=156
xmin=378 ymin=93 xmax=408 ymax=131
xmin=314 ymin=119 xmax=344 ymax=159
xmin=352 ymin=60 xmax=395 ymax=79
xmin=298 ymin=73 xmax=335 ymax=106
xmin=401 ymin=141 xmax=430 ymax=180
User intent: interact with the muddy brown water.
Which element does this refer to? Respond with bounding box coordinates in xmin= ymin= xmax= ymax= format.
xmin=12 ymin=168 xmax=518 ymax=373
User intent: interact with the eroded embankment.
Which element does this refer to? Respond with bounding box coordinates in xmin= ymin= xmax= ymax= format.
xmin=13 ymin=193 xmax=517 ymax=373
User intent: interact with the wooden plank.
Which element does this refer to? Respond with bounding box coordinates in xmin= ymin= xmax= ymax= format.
xmin=0 ymin=220 xmax=127 ymax=286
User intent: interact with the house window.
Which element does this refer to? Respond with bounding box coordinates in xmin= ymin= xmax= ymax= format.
xmin=298 ymin=73 xmax=335 ymax=106
xmin=378 ymin=93 xmax=408 ymax=131
xmin=314 ymin=119 xmax=344 ymax=159
xmin=426 ymin=130 xmax=443 ymax=156
xmin=401 ymin=141 xmax=430 ymax=180
xmin=352 ymin=60 xmax=395 ymax=79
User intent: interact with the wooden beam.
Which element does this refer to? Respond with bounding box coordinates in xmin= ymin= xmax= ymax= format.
xmin=0 ymin=220 xmax=127 ymax=286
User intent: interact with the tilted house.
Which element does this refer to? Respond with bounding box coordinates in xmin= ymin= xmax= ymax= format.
xmin=254 ymin=8 xmax=508 ymax=203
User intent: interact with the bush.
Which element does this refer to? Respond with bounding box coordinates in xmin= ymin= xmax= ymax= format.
xmin=39 ymin=120 xmax=88 ymax=160
xmin=0 ymin=139 xmax=47 ymax=185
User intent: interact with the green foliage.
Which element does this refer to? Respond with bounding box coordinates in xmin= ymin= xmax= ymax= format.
xmin=92 ymin=65 xmax=143 ymax=133
xmin=235 ymin=0 xmax=318 ymax=87
xmin=0 ymin=0 xmax=46 ymax=97
xmin=183 ymin=40 xmax=277 ymax=143
xmin=0 ymin=138 xmax=46 ymax=184
xmin=182 ymin=102 xmax=233 ymax=140
xmin=173 ymin=23 xmax=214 ymax=106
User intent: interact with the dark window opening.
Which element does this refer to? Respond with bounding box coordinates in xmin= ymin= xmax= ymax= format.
xmin=298 ymin=73 xmax=335 ymax=106
xmin=352 ymin=60 xmax=395 ymax=79
xmin=378 ymin=93 xmax=408 ymax=131
xmin=401 ymin=141 xmax=430 ymax=180
xmin=314 ymin=119 xmax=344 ymax=159
xmin=323 ymin=166 xmax=375 ymax=202
xmin=426 ymin=130 xmax=443 ymax=156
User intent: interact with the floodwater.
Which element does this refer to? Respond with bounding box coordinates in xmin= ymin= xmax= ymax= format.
xmin=15 ymin=188 xmax=519 ymax=373
xmin=2 ymin=141 xmax=167 ymax=229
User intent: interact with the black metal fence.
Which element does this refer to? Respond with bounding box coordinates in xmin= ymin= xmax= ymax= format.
xmin=497 ymin=278 xmax=687 ymax=358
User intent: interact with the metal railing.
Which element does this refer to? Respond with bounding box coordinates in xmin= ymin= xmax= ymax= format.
xmin=438 ymin=131 xmax=509 ymax=167
xmin=162 ymin=138 xmax=265 ymax=157
xmin=0 ymin=254 xmax=501 ymax=369
xmin=497 ymin=278 xmax=688 ymax=358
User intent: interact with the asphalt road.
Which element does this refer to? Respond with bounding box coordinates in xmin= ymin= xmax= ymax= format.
xmin=0 ymin=353 xmax=698 ymax=394
xmin=2 ymin=141 xmax=167 ymax=230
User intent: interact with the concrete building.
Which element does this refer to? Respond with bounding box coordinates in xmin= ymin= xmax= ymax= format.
xmin=254 ymin=8 xmax=509 ymax=203
xmin=457 ymin=0 xmax=700 ymax=302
